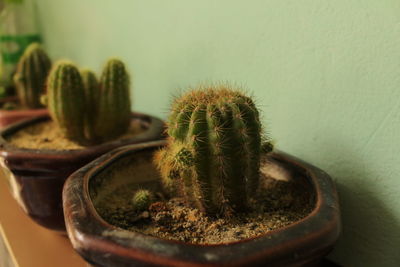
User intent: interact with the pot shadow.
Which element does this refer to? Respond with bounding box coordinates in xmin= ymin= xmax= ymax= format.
xmin=317 ymin=141 xmax=400 ymax=267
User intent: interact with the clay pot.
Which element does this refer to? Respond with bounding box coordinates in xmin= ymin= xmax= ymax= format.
xmin=0 ymin=113 xmax=165 ymax=232
xmin=63 ymin=140 xmax=341 ymax=267
xmin=0 ymin=96 xmax=47 ymax=128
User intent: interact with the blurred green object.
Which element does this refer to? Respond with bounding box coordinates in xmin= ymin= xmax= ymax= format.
xmin=0 ymin=0 xmax=41 ymax=95
xmin=2 ymin=101 xmax=17 ymax=110
xmin=0 ymin=34 xmax=41 ymax=65
xmin=0 ymin=85 xmax=6 ymax=98
xmin=13 ymin=42 xmax=51 ymax=108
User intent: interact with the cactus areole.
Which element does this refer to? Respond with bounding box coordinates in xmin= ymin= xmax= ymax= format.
xmin=156 ymin=86 xmax=273 ymax=216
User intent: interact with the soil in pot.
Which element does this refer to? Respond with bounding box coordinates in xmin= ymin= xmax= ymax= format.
xmin=91 ymin=153 xmax=316 ymax=245
xmin=7 ymin=118 xmax=146 ymax=150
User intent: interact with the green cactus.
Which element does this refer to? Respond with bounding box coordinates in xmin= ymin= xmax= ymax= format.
xmin=96 ymin=58 xmax=131 ymax=142
xmin=81 ymin=69 xmax=99 ymax=142
xmin=47 ymin=61 xmax=87 ymax=144
xmin=13 ymin=43 xmax=51 ymax=108
xmin=156 ymin=86 xmax=272 ymax=216
xmin=132 ymin=189 xmax=154 ymax=211
xmin=46 ymin=58 xmax=132 ymax=145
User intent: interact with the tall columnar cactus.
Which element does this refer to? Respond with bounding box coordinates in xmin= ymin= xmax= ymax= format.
xmin=13 ymin=43 xmax=51 ymax=108
xmin=96 ymin=59 xmax=131 ymax=142
xmin=47 ymin=61 xmax=87 ymax=144
xmin=81 ymin=69 xmax=99 ymax=142
xmin=156 ymin=86 xmax=272 ymax=216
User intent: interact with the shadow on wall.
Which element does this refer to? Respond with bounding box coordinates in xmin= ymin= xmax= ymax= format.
xmin=326 ymin=145 xmax=400 ymax=267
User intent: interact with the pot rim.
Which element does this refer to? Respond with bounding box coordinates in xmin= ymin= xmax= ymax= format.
xmin=0 ymin=95 xmax=18 ymax=104
xmin=0 ymin=107 xmax=47 ymax=115
xmin=63 ymin=140 xmax=341 ymax=266
xmin=0 ymin=96 xmax=48 ymax=113
xmin=0 ymin=113 xmax=165 ymax=161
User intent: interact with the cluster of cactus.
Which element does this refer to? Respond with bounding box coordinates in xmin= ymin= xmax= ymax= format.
xmin=46 ymin=59 xmax=131 ymax=145
xmin=155 ymin=85 xmax=273 ymax=216
xmin=13 ymin=43 xmax=52 ymax=108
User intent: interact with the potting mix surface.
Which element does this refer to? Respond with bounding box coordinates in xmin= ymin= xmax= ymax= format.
xmin=7 ymin=119 xmax=145 ymax=150
xmin=94 ymin=157 xmax=315 ymax=245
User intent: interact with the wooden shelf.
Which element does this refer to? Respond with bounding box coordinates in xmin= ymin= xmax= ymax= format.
xmin=0 ymin=171 xmax=87 ymax=267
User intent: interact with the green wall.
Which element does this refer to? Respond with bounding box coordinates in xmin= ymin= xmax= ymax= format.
xmin=36 ymin=1 xmax=400 ymax=266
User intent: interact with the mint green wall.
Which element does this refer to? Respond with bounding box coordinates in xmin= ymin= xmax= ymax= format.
xmin=36 ymin=1 xmax=400 ymax=266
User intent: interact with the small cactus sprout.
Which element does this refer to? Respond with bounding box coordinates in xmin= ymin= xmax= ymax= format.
xmin=81 ymin=69 xmax=99 ymax=142
xmin=156 ymin=85 xmax=273 ymax=216
xmin=13 ymin=43 xmax=51 ymax=108
xmin=47 ymin=61 xmax=87 ymax=144
xmin=96 ymin=58 xmax=131 ymax=142
xmin=154 ymin=141 xmax=193 ymax=197
xmin=132 ymin=189 xmax=154 ymax=211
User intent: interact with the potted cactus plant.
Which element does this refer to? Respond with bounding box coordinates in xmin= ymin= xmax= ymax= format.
xmin=0 ymin=59 xmax=164 ymax=232
xmin=155 ymin=87 xmax=267 ymax=216
xmin=63 ymin=86 xmax=340 ymax=266
xmin=0 ymin=43 xmax=49 ymax=128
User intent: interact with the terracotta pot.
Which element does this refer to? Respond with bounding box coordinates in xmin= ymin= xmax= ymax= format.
xmin=63 ymin=140 xmax=341 ymax=267
xmin=0 ymin=113 xmax=165 ymax=232
xmin=0 ymin=96 xmax=47 ymax=128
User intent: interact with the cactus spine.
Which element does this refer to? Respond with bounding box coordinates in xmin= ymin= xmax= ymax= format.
xmin=13 ymin=43 xmax=51 ymax=108
xmin=96 ymin=59 xmax=131 ymax=142
xmin=156 ymin=86 xmax=271 ymax=216
xmin=47 ymin=61 xmax=87 ymax=144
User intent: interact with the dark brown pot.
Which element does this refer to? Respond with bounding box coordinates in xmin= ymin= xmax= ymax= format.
xmin=63 ymin=140 xmax=341 ymax=267
xmin=0 ymin=96 xmax=47 ymax=128
xmin=0 ymin=113 xmax=165 ymax=232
